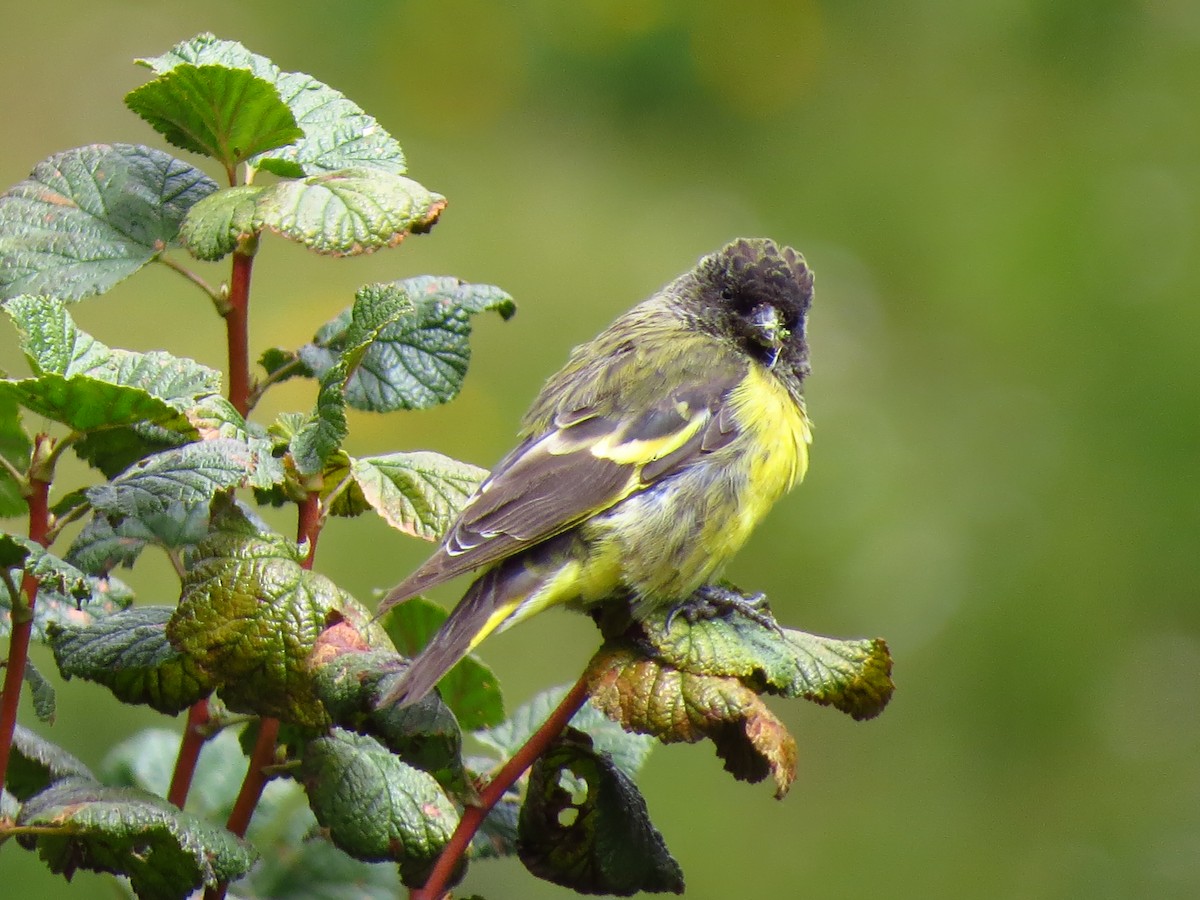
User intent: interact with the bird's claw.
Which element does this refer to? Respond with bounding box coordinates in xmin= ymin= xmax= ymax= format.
xmin=663 ymin=584 xmax=782 ymax=634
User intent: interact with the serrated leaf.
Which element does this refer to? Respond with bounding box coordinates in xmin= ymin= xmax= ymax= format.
xmin=347 ymin=452 xmax=486 ymax=541
xmin=0 ymin=374 xmax=195 ymax=433
xmin=518 ymin=729 xmax=684 ymax=896
xmin=168 ymin=531 xmax=378 ymax=726
xmin=66 ymin=504 xmax=208 ymax=574
xmin=383 ymin=596 xmax=505 ymax=732
xmin=24 ymin=659 xmax=56 ymax=723
xmin=475 ymin=684 xmax=653 ymax=781
xmin=15 ymin=777 xmax=257 ymax=898
xmin=5 ymin=295 xmax=221 ymax=394
xmin=1 ymin=539 xmax=130 ymax=641
xmin=641 ymin=602 xmax=895 ymax=721
xmin=178 ymin=184 xmax=264 ymax=261
xmin=2 ymin=296 xmax=219 ymax=453
xmin=86 ymin=437 xmax=282 ymax=520
xmin=102 ymin=723 xmax=402 ymax=897
xmin=258 ymin=346 xmax=311 ymax=383
xmin=6 ymin=724 xmax=94 ymax=800
xmin=301 ymin=728 xmax=458 ymax=870
xmin=50 ymin=606 xmax=214 ymax=714
xmin=127 ymin=64 xmax=302 ymax=169
xmin=586 ymin=643 xmax=798 ymax=798
xmin=0 ymin=394 xmax=30 ymax=517
xmin=289 ymin=286 xmax=423 ymax=477
xmin=2 ymin=534 xmax=91 ymax=600
xmin=0 ymin=144 xmax=217 ymax=300
xmin=308 ymin=621 xmax=467 ymax=788
xmin=137 ymin=33 xmax=277 ymax=78
xmin=254 ymin=70 xmax=407 ymax=177
xmin=254 ymin=169 xmax=444 ymax=256
xmin=300 ymin=277 xmax=515 ymax=412
xmin=138 ymin=33 xmax=408 ymax=179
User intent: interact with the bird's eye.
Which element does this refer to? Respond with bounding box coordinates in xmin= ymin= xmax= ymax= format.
xmin=720 ymin=287 xmax=735 ymax=301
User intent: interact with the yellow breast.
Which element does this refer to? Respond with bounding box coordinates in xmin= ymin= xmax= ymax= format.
xmin=728 ymin=364 xmax=812 ymax=531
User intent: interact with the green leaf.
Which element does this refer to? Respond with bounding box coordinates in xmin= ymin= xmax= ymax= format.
xmin=1 ymin=296 xmax=219 ymax=451
xmin=518 ymin=728 xmax=684 ymax=896
xmin=254 ymin=169 xmax=444 ymax=256
xmin=66 ymin=505 xmax=208 ymax=574
xmin=2 ymin=534 xmax=91 ymax=600
xmin=15 ymin=777 xmax=257 ymax=898
xmin=0 ymin=394 xmax=31 ymax=517
xmin=126 ymin=64 xmax=302 ymax=170
xmin=5 ymin=293 xmax=222 ymax=391
xmin=383 ymin=596 xmax=504 ymax=732
xmin=300 ymin=729 xmax=458 ymax=868
xmin=0 ymin=144 xmax=217 ymax=300
xmin=103 ymin=724 xmax=403 ymax=897
xmin=168 ymin=531 xmax=379 ymax=726
xmin=87 ymin=437 xmax=282 ymax=519
xmin=641 ymin=603 xmax=896 ymax=721
xmin=289 ymin=284 xmax=425 ymax=477
xmin=50 ymin=606 xmax=214 ymax=714
xmin=178 ymin=184 xmax=264 ymax=261
xmin=6 ymin=724 xmax=94 ymax=800
xmin=476 ymin=684 xmax=653 ymax=780
xmin=138 ymin=33 xmax=408 ymax=178
xmin=344 ymin=452 xmax=487 ymax=541
xmin=300 ymin=277 xmax=515 ymax=412
xmin=308 ymin=620 xmax=467 ymax=788
xmin=24 ymin=659 xmax=56 ymax=723
xmin=1 ymin=539 xmax=132 ymax=641
xmin=254 ymin=70 xmax=408 ymax=177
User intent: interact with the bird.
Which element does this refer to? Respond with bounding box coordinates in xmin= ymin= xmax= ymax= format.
xmin=375 ymin=237 xmax=814 ymax=708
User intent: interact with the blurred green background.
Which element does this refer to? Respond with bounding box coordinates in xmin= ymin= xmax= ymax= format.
xmin=2 ymin=1 xmax=1198 ymax=898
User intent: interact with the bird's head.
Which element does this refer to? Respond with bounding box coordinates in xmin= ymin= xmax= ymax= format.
xmin=695 ymin=238 xmax=814 ymax=383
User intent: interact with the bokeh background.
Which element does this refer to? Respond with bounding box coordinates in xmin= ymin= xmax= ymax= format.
xmin=2 ymin=2 xmax=1198 ymax=898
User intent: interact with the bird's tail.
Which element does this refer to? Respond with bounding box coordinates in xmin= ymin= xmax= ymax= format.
xmin=376 ymin=558 xmax=542 ymax=708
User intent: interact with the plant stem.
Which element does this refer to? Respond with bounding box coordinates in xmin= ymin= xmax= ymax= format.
xmin=203 ymin=715 xmax=280 ymax=900
xmin=225 ymin=250 xmax=255 ymax=418
xmin=297 ymin=489 xmax=322 ymax=567
xmin=158 ymin=254 xmax=222 ymax=305
xmin=167 ymin=699 xmax=212 ymax=809
xmin=411 ymin=673 xmax=592 ymax=900
xmin=0 ymin=469 xmax=51 ymax=797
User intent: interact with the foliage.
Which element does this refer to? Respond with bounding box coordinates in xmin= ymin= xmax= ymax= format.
xmin=0 ymin=32 xmax=891 ymax=899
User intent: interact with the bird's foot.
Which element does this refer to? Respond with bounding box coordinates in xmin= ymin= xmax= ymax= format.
xmin=664 ymin=583 xmax=782 ymax=634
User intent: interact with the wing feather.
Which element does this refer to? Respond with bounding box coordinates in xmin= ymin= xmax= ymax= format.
xmin=378 ymin=348 xmax=748 ymax=613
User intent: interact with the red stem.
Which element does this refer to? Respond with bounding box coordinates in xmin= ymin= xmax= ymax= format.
xmin=0 ymin=471 xmax=51 ymax=796
xmin=411 ymin=674 xmax=593 ymax=900
xmin=297 ymin=490 xmax=322 ymax=567
xmin=203 ymin=716 xmax=281 ymax=900
xmin=167 ymin=699 xmax=212 ymax=809
xmin=225 ymin=251 xmax=255 ymax=418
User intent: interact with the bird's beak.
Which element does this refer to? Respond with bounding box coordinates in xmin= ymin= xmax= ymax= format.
xmin=751 ymin=304 xmax=788 ymax=368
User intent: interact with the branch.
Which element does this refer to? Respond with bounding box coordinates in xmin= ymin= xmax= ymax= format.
xmin=167 ymin=699 xmax=212 ymax=809
xmin=0 ymin=463 xmax=51 ymax=796
xmin=224 ymin=249 xmax=256 ymax=418
xmin=157 ymin=254 xmax=222 ymax=306
xmin=411 ymin=674 xmax=593 ymax=900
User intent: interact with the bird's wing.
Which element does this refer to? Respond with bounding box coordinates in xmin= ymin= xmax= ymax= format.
xmin=377 ymin=364 xmax=745 ymax=613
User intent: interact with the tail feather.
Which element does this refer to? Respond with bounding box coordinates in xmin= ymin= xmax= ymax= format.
xmin=377 ymin=561 xmax=539 ymax=708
